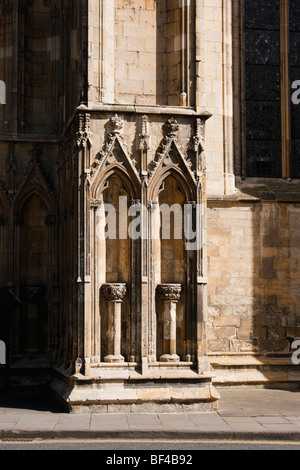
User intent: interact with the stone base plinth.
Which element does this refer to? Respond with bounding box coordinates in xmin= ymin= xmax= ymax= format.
xmin=104 ymin=354 xmax=125 ymax=363
xmin=209 ymin=354 xmax=300 ymax=386
xmin=160 ymin=354 xmax=180 ymax=362
xmin=50 ymin=363 xmax=220 ymax=413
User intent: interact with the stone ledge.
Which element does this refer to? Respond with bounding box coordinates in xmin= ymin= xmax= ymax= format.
xmin=207 ymin=178 xmax=300 ymax=203
xmin=209 ymin=354 xmax=300 ymax=386
xmin=209 ymin=354 xmax=295 ymax=367
xmin=236 ymin=179 xmax=300 ymax=203
xmin=50 ymin=368 xmax=219 ymax=413
xmin=78 ymin=103 xmax=213 ymax=119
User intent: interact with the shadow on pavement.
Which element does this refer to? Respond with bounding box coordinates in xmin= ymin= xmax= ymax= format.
xmin=0 ymin=392 xmax=66 ymax=414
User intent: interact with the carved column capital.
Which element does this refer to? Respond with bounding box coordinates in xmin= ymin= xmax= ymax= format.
xmin=102 ymin=283 xmax=127 ymax=363
xmin=90 ymin=198 xmax=102 ymax=209
xmin=157 ymin=283 xmax=181 ymax=362
xmin=185 ymin=200 xmax=197 ymax=209
xmin=101 ymin=283 xmax=127 ymax=302
xmin=156 ymin=283 xmax=182 ymax=302
xmin=147 ymin=200 xmax=158 ymax=212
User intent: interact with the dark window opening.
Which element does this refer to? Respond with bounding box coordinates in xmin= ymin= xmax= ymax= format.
xmin=290 ymin=0 xmax=300 ymax=178
xmin=244 ymin=0 xmax=282 ymax=178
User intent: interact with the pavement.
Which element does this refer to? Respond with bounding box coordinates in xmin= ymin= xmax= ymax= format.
xmin=0 ymin=387 xmax=300 ymax=441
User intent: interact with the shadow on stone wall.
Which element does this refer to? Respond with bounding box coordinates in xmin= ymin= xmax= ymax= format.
xmin=207 ymin=180 xmax=300 ymax=385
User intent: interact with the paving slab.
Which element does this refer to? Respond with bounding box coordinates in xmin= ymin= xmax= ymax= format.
xmin=90 ymin=414 xmax=129 ymax=432
xmin=0 ymin=387 xmax=299 ymax=440
xmin=258 ymin=423 xmax=300 ymax=433
xmin=256 ymin=416 xmax=291 ymax=424
xmin=127 ymin=414 xmax=162 ymax=432
xmin=158 ymin=413 xmax=198 ymax=432
xmin=217 ymin=388 xmax=300 ymax=417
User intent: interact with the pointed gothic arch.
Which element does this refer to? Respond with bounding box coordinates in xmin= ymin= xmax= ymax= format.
xmin=12 ymin=162 xmax=57 ymax=360
xmin=149 ymin=165 xmax=197 ymax=203
xmin=91 ymin=164 xmax=140 ymax=204
xmin=90 ymin=122 xmax=141 ymax=204
xmin=147 ymin=140 xmax=201 ymax=363
xmin=14 ymin=162 xmax=56 ymax=217
xmin=147 ymin=129 xmax=198 ymax=203
xmin=90 ymin=163 xmax=140 ymax=364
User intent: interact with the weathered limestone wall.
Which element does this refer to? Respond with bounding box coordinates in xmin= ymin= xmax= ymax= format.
xmin=0 ymin=139 xmax=59 ymax=362
xmin=114 ymin=0 xmax=160 ymax=105
xmin=65 ymin=0 xmax=88 ymax=124
xmin=24 ymin=1 xmax=53 ymax=134
xmin=0 ymin=0 xmax=83 ymax=137
xmin=88 ymin=0 xmax=195 ymax=107
xmin=86 ymin=0 xmax=234 ymax=196
xmin=196 ymin=0 xmax=235 ymax=197
xmin=207 ymin=200 xmax=300 ymax=383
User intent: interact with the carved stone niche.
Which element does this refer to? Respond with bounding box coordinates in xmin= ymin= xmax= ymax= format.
xmin=101 ymin=283 xmax=127 ymax=363
xmin=156 ymin=283 xmax=182 ymax=363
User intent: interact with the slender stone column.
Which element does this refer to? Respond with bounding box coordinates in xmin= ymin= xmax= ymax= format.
xmin=157 ymin=284 xmax=182 ymax=362
xmin=102 ymin=283 xmax=127 ymax=363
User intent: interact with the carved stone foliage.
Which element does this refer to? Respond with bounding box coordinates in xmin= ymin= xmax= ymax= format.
xmin=89 ymin=114 xmax=140 ymax=187
xmin=107 ymin=114 xmax=123 ymax=136
xmin=193 ymin=118 xmax=205 ymax=153
xmin=76 ymin=113 xmax=93 ymax=149
xmin=148 ymin=118 xmax=198 ymax=185
xmin=89 ymin=115 xmax=205 ymax=203
xmin=139 ymin=115 xmax=151 ymax=151
xmin=156 ymin=284 xmax=182 ymax=302
xmin=162 ymin=117 xmax=180 ymax=141
xmin=101 ymin=283 xmax=127 ymax=302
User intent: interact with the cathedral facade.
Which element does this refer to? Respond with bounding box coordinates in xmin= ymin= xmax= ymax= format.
xmin=0 ymin=0 xmax=299 ymax=411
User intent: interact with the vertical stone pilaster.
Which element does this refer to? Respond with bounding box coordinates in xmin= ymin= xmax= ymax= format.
xmin=102 ymin=283 xmax=127 ymax=363
xmin=194 ymin=115 xmax=210 ymax=373
xmin=222 ymin=0 xmax=235 ymax=195
xmin=100 ymin=0 xmax=114 ymax=104
xmin=10 ymin=0 xmax=19 ymax=134
xmin=195 ymin=0 xmax=204 ymax=112
xmin=139 ymin=115 xmax=150 ymax=372
xmin=157 ymin=284 xmax=182 ymax=362
xmin=76 ymin=112 xmax=94 ymax=375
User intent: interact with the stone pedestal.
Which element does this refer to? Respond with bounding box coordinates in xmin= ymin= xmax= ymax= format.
xmin=157 ymin=284 xmax=181 ymax=363
xmin=102 ymin=283 xmax=127 ymax=363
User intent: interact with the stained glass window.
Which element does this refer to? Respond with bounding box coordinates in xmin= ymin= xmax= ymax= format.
xmin=244 ymin=0 xmax=282 ymax=177
xmin=290 ymin=0 xmax=300 ymax=178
